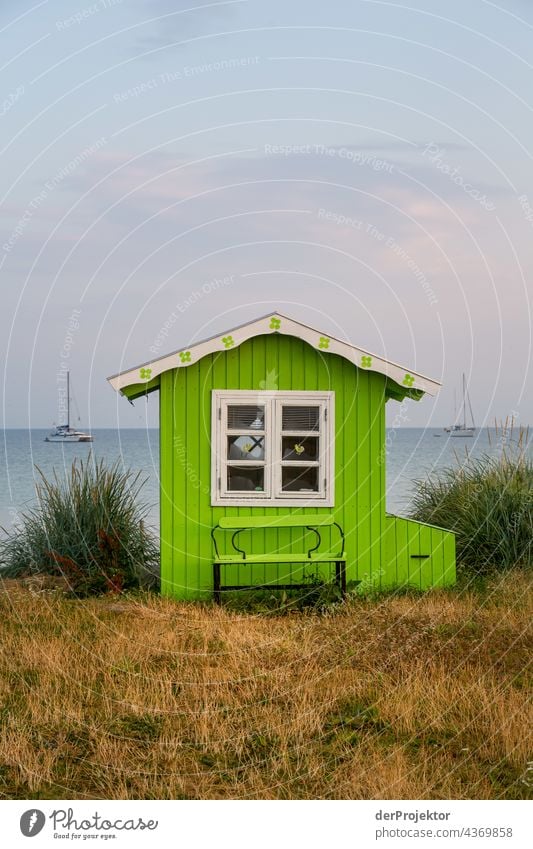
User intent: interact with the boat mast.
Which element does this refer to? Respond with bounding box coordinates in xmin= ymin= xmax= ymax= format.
xmin=67 ymin=370 xmax=70 ymax=430
xmin=462 ymin=373 xmax=466 ymax=430
xmin=466 ymin=382 xmax=475 ymax=429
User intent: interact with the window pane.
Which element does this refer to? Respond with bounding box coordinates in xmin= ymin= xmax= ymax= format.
xmin=282 ymin=405 xmax=320 ymax=432
xmin=228 ymin=405 xmax=265 ymax=430
xmin=228 ymin=466 xmax=265 ymax=492
xmin=281 ymin=466 xmax=319 ymax=492
xmin=227 ymin=435 xmax=265 ymax=461
xmin=282 ymin=436 xmax=319 ymax=461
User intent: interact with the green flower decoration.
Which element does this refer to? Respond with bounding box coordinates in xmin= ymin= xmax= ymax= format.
xmin=270 ymin=317 xmax=281 ymax=330
xmin=242 ymin=442 xmax=253 ymax=453
xmin=139 ymin=367 xmax=152 ymax=380
xmin=403 ymin=373 xmax=415 ymax=387
xmin=294 ymin=443 xmax=305 ymax=455
xmin=361 ymin=355 xmax=373 ymax=368
xmin=179 ymin=351 xmax=191 ymax=363
xmin=222 ymin=335 xmax=234 ymax=348
xmin=318 ymin=336 xmax=330 ymax=349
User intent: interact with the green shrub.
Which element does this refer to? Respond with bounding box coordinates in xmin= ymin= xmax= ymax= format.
xmin=410 ymin=437 xmax=532 ymax=572
xmin=0 ymin=457 xmax=159 ymax=594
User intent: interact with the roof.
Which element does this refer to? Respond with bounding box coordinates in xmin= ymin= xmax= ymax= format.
xmin=107 ymin=311 xmax=441 ymax=400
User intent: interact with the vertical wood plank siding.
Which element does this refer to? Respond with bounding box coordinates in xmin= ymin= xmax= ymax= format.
xmin=160 ymin=334 xmax=455 ymax=598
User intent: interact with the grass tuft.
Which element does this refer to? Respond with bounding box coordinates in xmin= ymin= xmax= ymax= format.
xmin=410 ymin=426 xmax=532 ymax=572
xmin=0 ymin=457 xmax=159 ymax=594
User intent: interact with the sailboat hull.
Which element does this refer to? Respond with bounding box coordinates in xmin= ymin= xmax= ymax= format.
xmin=445 ymin=373 xmax=476 ymax=436
xmin=45 ymin=432 xmax=93 ymax=443
xmin=45 ymin=370 xmax=93 ymax=443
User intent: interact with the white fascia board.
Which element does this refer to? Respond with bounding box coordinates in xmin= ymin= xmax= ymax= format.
xmin=107 ymin=312 xmax=441 ymax=397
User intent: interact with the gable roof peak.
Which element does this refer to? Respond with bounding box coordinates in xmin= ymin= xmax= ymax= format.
xmin=108 ymin=310 xmax=441 ymax=398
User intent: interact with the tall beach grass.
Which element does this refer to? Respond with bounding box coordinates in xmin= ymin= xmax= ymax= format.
xmin=0 ymin=457 xmax=158 ymax=594
xmin=410 ymin=424 xmax=532 ymax=572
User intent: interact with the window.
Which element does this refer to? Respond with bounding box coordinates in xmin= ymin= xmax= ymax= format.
xmin=211 ymin=391 xmax=334 ymax=506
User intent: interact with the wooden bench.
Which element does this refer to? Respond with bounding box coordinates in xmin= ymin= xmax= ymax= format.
xmin=211 ymin=515 xmax=346 ymax=604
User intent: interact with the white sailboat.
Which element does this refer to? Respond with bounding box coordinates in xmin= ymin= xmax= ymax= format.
xmin=444 ymin=373 xmax=476 ymax=437
xmin=45 ymin=371 xmax=93 ymax=443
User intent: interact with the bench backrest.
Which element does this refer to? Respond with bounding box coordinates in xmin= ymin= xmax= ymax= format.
xmin=218 ymin=515 xmax=335 ymax=530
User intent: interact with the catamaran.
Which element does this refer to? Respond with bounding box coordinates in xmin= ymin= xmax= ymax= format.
xmin=45 ymin=371 xmax=93 ymax=443
xmin=444 ymin=373 xmax=476 ymax=437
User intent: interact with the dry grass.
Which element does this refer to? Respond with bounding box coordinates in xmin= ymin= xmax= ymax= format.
xmin=0 ymin=571 xmax=531 ymax=800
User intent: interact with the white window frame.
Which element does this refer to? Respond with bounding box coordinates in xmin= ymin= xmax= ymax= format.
xmin=211 ymin=390 xmax=335 ymax=507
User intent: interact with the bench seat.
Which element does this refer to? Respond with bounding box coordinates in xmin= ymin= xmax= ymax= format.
xmin=214 ymin=553 xmax=345 ymax=563
xmin=211 ymin=515 xmax=346 ymax=603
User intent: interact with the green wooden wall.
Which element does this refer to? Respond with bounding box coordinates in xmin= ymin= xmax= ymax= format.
xmin=159 ymin=334 xmax=455 ymax=599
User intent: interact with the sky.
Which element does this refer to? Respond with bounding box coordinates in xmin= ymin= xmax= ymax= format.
xmin=0 ymin=0 xmax=531 ymax=429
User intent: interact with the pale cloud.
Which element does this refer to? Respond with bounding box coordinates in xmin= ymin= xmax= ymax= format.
xmin=131 ymin=0 xmax=246 ymax=55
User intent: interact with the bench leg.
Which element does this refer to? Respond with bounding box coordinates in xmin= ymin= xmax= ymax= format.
xmin=213 ymin=563 xmax=221 ymax=605
xmin=336 ymin=561 xmax=346 ymax=597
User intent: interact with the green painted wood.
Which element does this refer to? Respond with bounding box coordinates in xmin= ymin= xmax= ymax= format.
xmin=430 ymin=527 xmax=444 ymax=587
xmin=394 ymin=516 xmax=409 ymax=587
xmin=381 ymin=512 xmax=398 ymax=588
xmin=157 ymin=333 xmax=456 ymax=598
xmin=198 ymin=354 xmax=214 ymax=579
xmin=159 ymin=371 xmax=174 ymax=595
xmin=369 ymin=377 xmax=384 ymax=588
xmin=406 ymin=520 xmax=421 ymax=588
xmin=173 ymin=368 xmax=189 ymax=592
xmin=442 ymin=532 xmax=456 ymax=586
xmin=354 ymin=370 xmax=368 ymax=584
xmin=418 ymin=523 xmax=433 ymax=588
xmin=121 ymin=376 xmax=160 ymax=401
xmin=383 ymin=515 xmax=456 ymax=590
xmin=218 ymin=515 xmax=336 ymax=529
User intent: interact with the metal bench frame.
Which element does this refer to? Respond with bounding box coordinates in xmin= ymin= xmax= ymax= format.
xmin=211 ymin=515 xmax=346 ymax=604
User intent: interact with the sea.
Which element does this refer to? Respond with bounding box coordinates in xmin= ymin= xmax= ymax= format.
xmin=0 ymin=427 xmax=525 ymax=538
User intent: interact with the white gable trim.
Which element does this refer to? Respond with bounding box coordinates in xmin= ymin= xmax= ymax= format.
xmin=107 ymin=312 xmax=441 ymax=396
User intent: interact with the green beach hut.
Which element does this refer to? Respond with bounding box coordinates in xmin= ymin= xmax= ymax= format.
xmin=108 ymin=312 xmax=455 ymax=600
